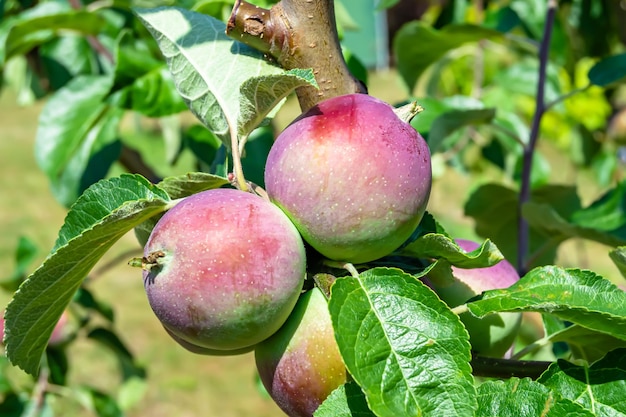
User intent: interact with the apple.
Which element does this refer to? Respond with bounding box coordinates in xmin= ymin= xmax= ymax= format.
xmin=433 ymin=239 xmax=522 ymax=357
xmin=1 ymin=310 xmax=70 ymax=348
xmin=142 ymin=188 xmax=307 ymax=353
xmin=255 ymin=287 xmax=347 ymax=417
xmin=265 ymin=93 xmax=431 ymax=264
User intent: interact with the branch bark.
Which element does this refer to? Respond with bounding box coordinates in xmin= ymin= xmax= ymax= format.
xmin=227 ymin=0 xmax=366 ymax=112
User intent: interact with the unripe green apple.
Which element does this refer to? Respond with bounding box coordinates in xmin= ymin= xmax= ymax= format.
xmin=142 ymin=188 xmax=307 ymax=353
xmin=434 ymin=239 xmax=521 ymax=357
xmin=265 ymin=93 xmax=431 ymax=264
xmin=255 ymin=287 xmax=347 ymax=417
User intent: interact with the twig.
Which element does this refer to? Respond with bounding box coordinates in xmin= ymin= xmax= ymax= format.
xmin=227 ymin=0 xmax=366 ymax=112
xmin=471 ymin=354 xmax=551 ymax=380
xmin=516 ymin=0 xmax=558 ymax=276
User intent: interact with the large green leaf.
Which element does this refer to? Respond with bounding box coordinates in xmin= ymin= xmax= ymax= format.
xmin=466 ymin=266 xmax=626 ymax=341
xmin=4 ymin=175 xmax=171 ymax=375
xmin=476 ymin=378 xmax=594 ymax=417
xmin=393 ymin=22 xmax=503 ymax=92
xmin=35 ymin=75 xmax=121 ymax=207
xmin=156 ymin=172 xmax=229 ymax=200
xmin=134 ymin=7 xmax=316 ymax=146
xmin=329 ymin=268 xmax=476 ymax=417
xmin=538 ymin=348 xmax=626 ymax=417
xmin=548 ymin=325 xmax=626 ymax=364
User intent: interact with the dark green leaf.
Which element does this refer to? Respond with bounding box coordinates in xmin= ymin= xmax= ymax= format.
xmin=428 ymin=108 xmax=496 ymax=152
xmin=34 ymin=75 xmax=121 ymax=207
xmin=156 ymin=172 xmax=229 ymax=200
xmin=314 ymin=382 xmax=375 ymax=417
xmin=476 ymin=378 xmax=594 ymax=417
xmin=4 ymin=174 xmax=171 ymax=375
xmin=73 ymin=287 xmax=115 ymax=322
xmin=88 ymin=327 xmax=146 ymax=380
xmin=465 ymin=183 xmax=582 ymax=268
xmin=538 ymin=348 xmax=626 ymax=417
xmin=588 ymin=53 xmax=626 ymax=87
xmin=393 ymin=22 xmax=503 ymax=92
xmin=466 ymin=266 xmax=626 ymax=341
xmin=329 ymin=268 xmax=475 ymax=417
xmin=610 ymin=247 xmax=626 ymax=280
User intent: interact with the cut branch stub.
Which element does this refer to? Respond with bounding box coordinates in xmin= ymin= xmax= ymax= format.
xmin=227 ymin=0 xmax=366 ymax=112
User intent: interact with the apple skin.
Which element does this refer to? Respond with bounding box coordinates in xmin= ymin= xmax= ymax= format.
xmin=255 ymin=287 xmax=347 ymax=417
xmin=265 ymin=93 xmax=431 ymax=264
xmin=143 ymin=188 xmax=307 ymax=353
xmin=1 ymin=310 xmax=70 ymax=348
xmin=434 ymin=239 xmax=522 ymax=357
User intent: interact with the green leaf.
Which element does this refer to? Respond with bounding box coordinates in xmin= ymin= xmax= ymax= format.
xmin=465 ymin=183 xmax=582 ymax=268
xmin=4 ymin=174 xmax=171 ymax=375
xmin=610 ymin=247 xmax=626 ymax=280
xmin=398 ymin=235 xmax=504 ymax=268
xmin=476 ymin=378 xmax=594 ymax=417
xmin=538 ymin=348 xmax=626 ymax=417
xmin=588 ymin=53 xmax=626 ymax=87
xmin=314 ymin=382 xmax=376 ymax=417
xmin=523 ymin=202 xmax=626 ymax=248
xmin=156 ymin=172 xmax=229 ymax=200
xmin=548 ymin=325 xmax=626 ymax=364
xmin=35 ymin=75 xmax=122 ymax=207
xmin=466 ymin=265 xmax=626 ymax=341
xmin=0 ymin=2 xmax=105 ymax=64
xmin=134 ymin=7 xmax=316 ymax=146
xmin=238 ymin=68 xmax=317 ymax=138
xmin=329 ymin=267 xmax=476 ymax=417
xmin=393 ymin=22 xmax=503 ymax=92
xmin=428 ymin=108 xmax=496 ymax=152
xmin=571 ymin=181 xmax=626 ymax=234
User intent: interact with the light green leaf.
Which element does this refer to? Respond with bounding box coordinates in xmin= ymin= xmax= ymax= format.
xmin=134 ymin=7 xmax=316 ymax=146
xmin=238 ymin=68 xmax=317 ymax=138
xmin=329 ymin=267 xmax=475 ymax=417
xmin=538 ymin=348 xmax=626 ymax=417
xmin=477 ymin=378 xmax=594 ymax=417
xmin=610 ymin=247 xmax=626 ymax=280
xmin=466 ymin=266 xmax=626 ymax=341
xmin=4 ymin=174 xmax=171 ymax=375
xmin=35 ymin=75 xmax=121 ymax=207
xmin=0 ymin=2 xmax=105 ymax=64
xmin=314 ymin=382 xmax=376 ymax=417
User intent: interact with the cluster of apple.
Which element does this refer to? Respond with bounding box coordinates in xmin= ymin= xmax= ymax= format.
xmin=139 ymin=93 xmax=519 ymax=417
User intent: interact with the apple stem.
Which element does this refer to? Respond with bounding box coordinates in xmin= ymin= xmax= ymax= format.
xmin=451 ymin=304 xmax=469 ymax=316
xmin=470 ymin=354 xmax=551 ymax=380
xmin=393 ymin=101 xmax=424 ymax=124
xmin=343 ymin=263 xmax=359 ymax=279
xmin=230 ymin=129 xmax=249 ymax=192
